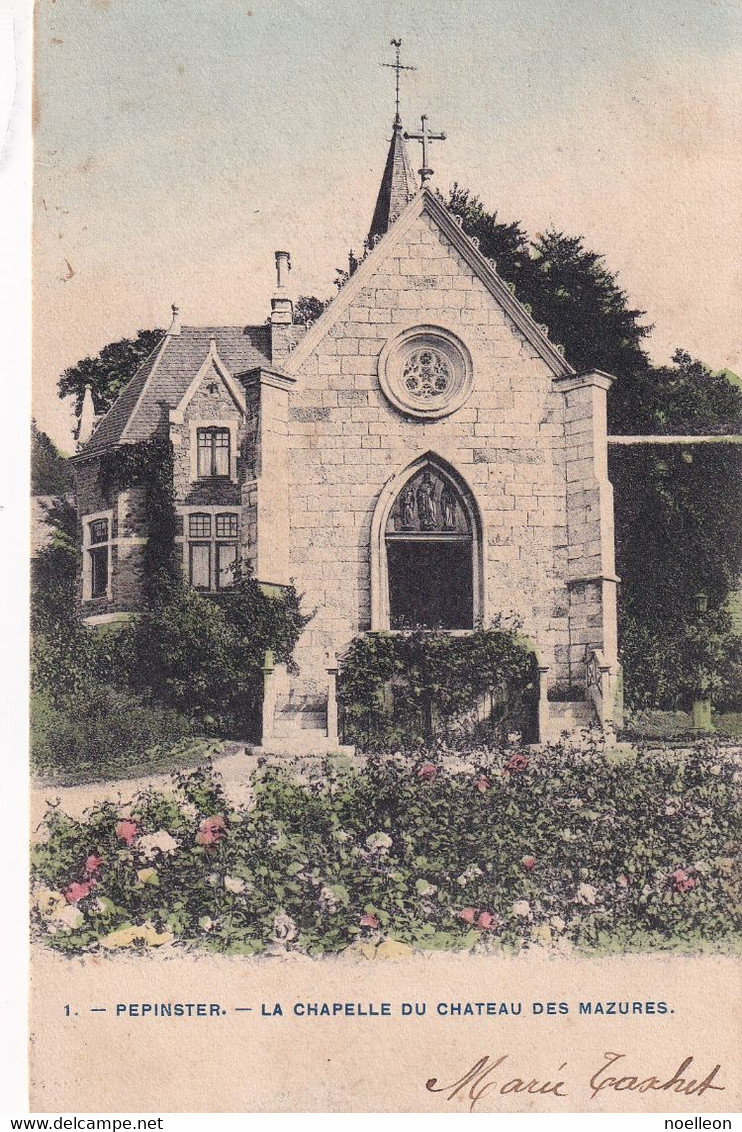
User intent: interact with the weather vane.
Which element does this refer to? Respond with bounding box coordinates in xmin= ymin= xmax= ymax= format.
xmin=381 ymin=38 xmax=416 ymax=123
xmin=404 ymin=114 xmax=446 ymax=186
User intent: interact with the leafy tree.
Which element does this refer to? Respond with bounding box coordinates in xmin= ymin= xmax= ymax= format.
xmin=31 ymin=421 xmax=72 ymax=495
xmin=294 ymin=294 xmax=330 ymax=326
xmin=58 ymin=328 xmax=164 ymax=419
xmin=444 ymin=184 xmax=534 ymax=284
xmin=623 ymin=350 xmax=742 ymax=436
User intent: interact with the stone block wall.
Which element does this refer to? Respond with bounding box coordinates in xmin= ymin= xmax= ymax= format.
xmin=282 ymin=208 xmax=595 ymax=696
xmin=72 ymin=458 xmax=149 ymax=620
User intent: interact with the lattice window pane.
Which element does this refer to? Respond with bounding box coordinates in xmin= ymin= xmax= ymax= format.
xmin=189 ymin=513 xmax=211 ymax=538
xmin=196 ymin=430 xmax=212 ymax=477
xmin=216 ymin=543 xmax=237 ymax=589
xmin=196 ymin=427 xmax=230 ymax=477
xmin=189 ymin=543 xmax=211 ymax=590
xmin=215 ymin=512 xmax=238 ymax=539
xmin=213 ymin=430 xmax=230 ymax=476
xmin=89 ymin=518 xmax=109 ymax=545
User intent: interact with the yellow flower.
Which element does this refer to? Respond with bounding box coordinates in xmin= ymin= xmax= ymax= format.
xmin=33 ymin=885 xmax=67 ymax=921
xmin=99 ymin=922 xmax=174 ymax=950
xmin=532 ymin=923 xmax=553 ymax=947
xmin=136 ymin=868 xmax=159 ymax=886
xmin=376 ymin=939 xmax=413 ymax=961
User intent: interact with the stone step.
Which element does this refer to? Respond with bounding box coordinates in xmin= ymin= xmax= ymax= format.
xmin=273 ymin=711 xmax=327 ymax=735
xmin=546 ymin=699 xmax=596 ymax=739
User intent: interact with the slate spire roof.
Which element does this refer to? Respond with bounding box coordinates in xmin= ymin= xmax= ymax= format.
xmin=367 ymin=115 xmax=417 ymax=247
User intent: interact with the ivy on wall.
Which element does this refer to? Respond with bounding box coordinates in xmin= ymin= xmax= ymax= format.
xmin=98 ymin=438 xmax=179 ymax=601
xmin=338 ymin=621 xmax=537 ymax=748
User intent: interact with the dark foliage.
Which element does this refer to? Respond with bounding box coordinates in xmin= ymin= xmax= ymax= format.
xmin=31 ymin=421 xmax=72 ymax=495
xmin=99 ymin=438 xmax=180 ymax=600
xmin=58 ymin=328 xmax=164 ymax=418
xmin=294 ymin=294 xmax=330 ymax=326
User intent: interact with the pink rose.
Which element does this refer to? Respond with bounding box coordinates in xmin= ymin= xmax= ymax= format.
xmin=84 ymin=854 xmax=103 ymax=876
xmin=458 ymin=907 xmax=476 ymax=924
xmin=359 ymin=913 xmax=379 ymax=929
xmin=115 ymin=819 xmax=139 ymax=846
xmin=64 ymin=879 xmax=95 ymax=904
xmin=196 ymin=815 xmax=227 ymax=847
xmin=474 ymin=776 xmax=490 ymax=793
xmin=505 ymin=753 xmax=529 ymax=774
xmin=477 ymin=911 xmax=496 ymax=931
xmin=671 ymin=868 xmax=697 ymax=894
xmin=417 ymin=763 xmax=437 ymax=783
xmin=521 ymin=855 xmax=536 ymax=872
xmin=617 ymin=874 xmax=629 ymax=888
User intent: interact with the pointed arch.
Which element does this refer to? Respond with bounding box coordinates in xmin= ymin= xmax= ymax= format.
xmin=370 ymin=452 xmax=485 ymax=630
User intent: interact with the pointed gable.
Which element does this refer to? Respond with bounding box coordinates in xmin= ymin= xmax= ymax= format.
xmin=367 ymin=117 xmax=417 ymax=246
xmin=76 ymin=325 xmax=272 ymax=458
xmin=285 ymin=188 xmax=573 ymax=381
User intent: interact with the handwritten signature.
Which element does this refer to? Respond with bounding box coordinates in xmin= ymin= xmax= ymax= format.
xmin=425 ymin=1052 xmax=726 ymax=1111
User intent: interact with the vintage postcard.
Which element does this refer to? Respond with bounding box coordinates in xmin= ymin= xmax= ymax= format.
xmin=26 ymin=0 xmax=741 ymax=1115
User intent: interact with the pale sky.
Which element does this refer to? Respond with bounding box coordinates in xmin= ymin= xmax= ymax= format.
xmin=32 ymin=0 xmax=742 ymax=449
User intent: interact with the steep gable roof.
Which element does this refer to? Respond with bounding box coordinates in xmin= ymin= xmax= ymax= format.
xmin=285 ymin=188 xmax=575 ymax=381
xmin=77 ymin=325 xmax=271 ymax=458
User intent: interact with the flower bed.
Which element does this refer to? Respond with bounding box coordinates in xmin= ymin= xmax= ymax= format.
xmin=30 ymin=740 xmax=742 ymax=956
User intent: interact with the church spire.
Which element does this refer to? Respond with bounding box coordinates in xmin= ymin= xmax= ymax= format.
xmin=367 ymin=40 xmax=417 ymax=247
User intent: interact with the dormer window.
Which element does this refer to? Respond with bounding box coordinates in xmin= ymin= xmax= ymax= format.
xmin=197 ymin=427 xmax=230 ymax=478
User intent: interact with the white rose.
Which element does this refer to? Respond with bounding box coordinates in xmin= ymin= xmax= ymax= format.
xmin=50 ymin=904 xmax=84 ymax=931
xmin=224 ymin=875 xmax=247 ymax=895
xmin=137 ymin=830 xmax=180 ymax=860
xmin=318 ymin=886 xmax=339 ymax=913
xmin=273 ymin=911 xmax=299 ymax=943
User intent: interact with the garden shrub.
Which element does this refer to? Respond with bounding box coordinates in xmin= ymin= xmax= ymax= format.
xmin=620 ymin=604 xmax=742 ymax=712
xmin=30 ymin=441 xmax=311 ymax=746
xmin=30 ymin=685 xmax=197 ymax=780
xmin=30 ymin=738 xmax=742 ymax=956
xmin=125 ymin=574 xmax=310 ymax=738
xmin=338 ymin=622 xmax=537 ymax=748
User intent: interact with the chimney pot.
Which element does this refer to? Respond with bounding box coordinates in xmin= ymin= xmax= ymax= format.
xmin=271 ymin=251 xmax=293 ymax=325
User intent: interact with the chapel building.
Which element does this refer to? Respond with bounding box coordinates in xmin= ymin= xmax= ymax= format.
xmin=71 ymin=110 xmax=622 ymax=747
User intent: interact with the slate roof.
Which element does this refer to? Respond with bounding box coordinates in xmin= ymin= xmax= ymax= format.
xmin=367 ymin=116 xmax=417 ymax=246
xmin=78 ymin=325 xmax=272 ymax=458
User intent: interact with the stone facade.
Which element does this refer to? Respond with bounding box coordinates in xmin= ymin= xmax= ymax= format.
xmin=267 ymin=197 xmax=619 ymax=709
xmin=71 ymin=185 xmax=621 ymax=740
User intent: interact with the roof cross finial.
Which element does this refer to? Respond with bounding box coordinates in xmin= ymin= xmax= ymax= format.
xmin=404 ymin=113 xmax=446 ymax=186
xmin=381 ymin=38 xmax=416 ymax=125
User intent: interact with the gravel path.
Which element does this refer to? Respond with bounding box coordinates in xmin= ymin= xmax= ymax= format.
xmin=30 ymin=746 xmax=260 ymax=831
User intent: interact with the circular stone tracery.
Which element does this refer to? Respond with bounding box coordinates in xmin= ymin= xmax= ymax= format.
xmin=402 ymin=349 xmax=451 ymax=401
xmin=378 ymin=326 xmax=473 ymax=419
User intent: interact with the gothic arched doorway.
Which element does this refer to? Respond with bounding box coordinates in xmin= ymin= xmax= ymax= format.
xmin=383 ymin=462 xmax=477 ymax=630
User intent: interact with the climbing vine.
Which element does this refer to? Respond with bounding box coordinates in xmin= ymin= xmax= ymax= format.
xmin=338 ymin=620 xmax=538 ymax=748
xmin=98 ymin=438 xmax=179 ymax=603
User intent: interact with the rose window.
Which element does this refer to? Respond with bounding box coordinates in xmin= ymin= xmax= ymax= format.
xmin=402 ymin=349 xmax=451 ymax=400
xmin=378 ymin=326 xmax=473 ymax=419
